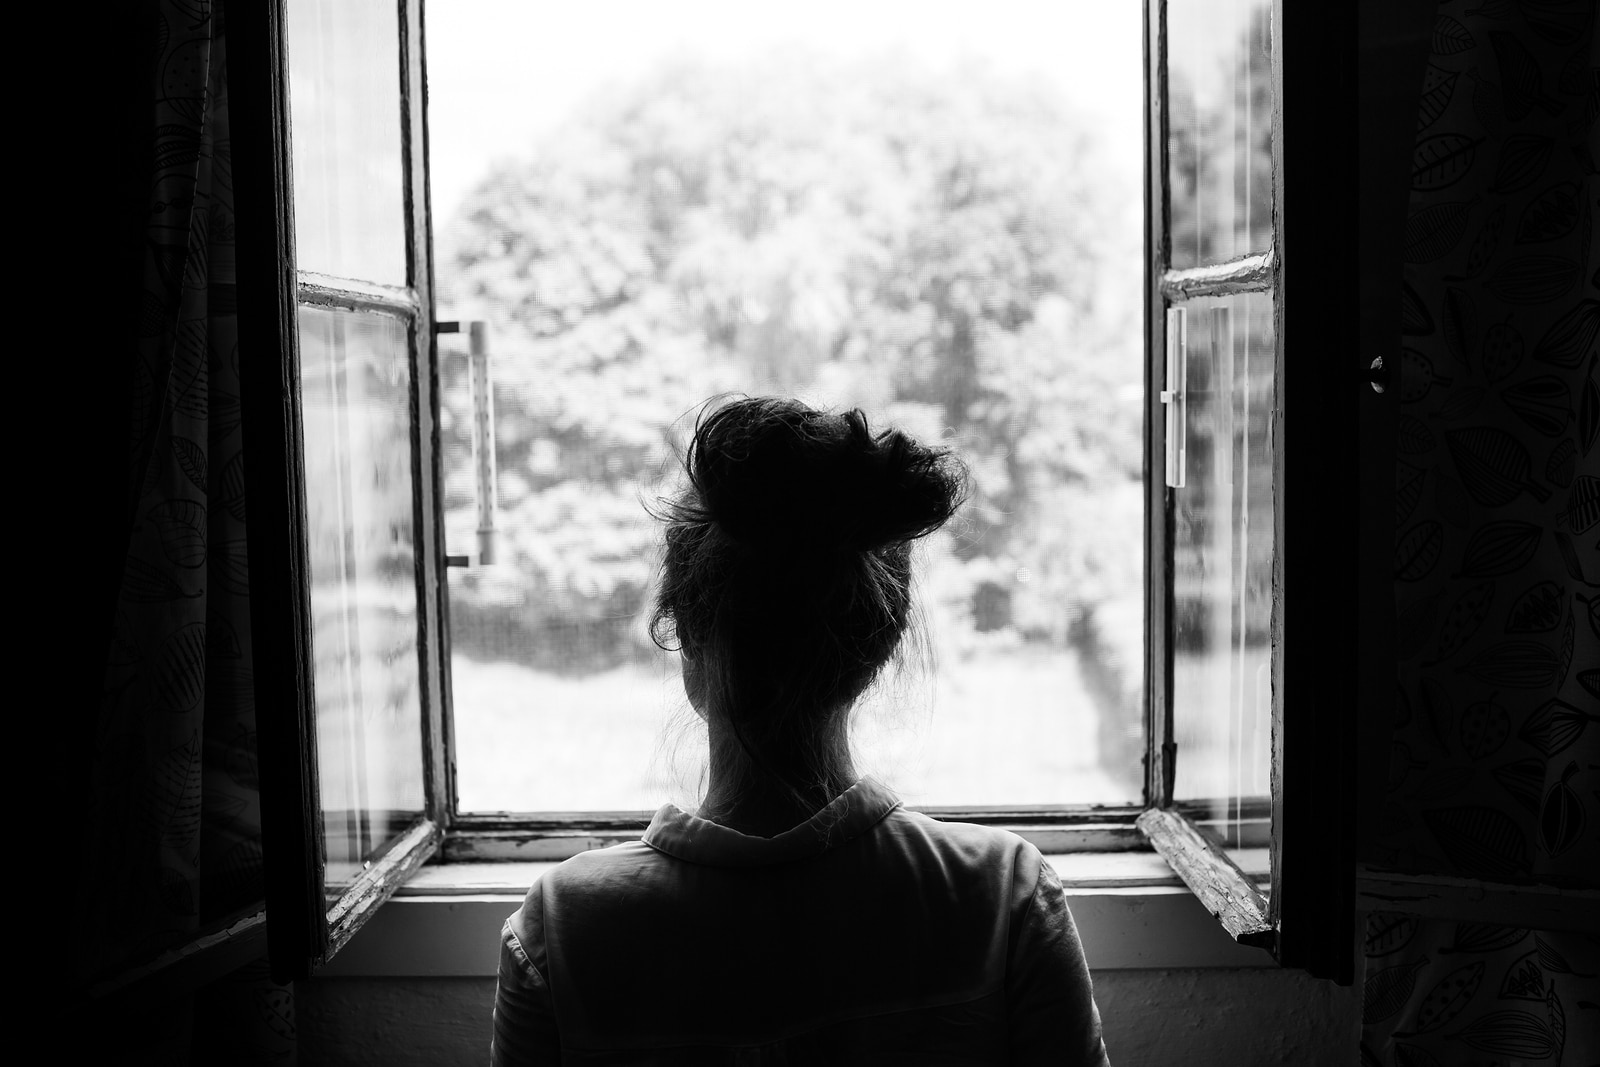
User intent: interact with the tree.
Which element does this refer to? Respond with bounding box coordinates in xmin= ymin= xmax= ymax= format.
xmin=436 ymin=50 xmax=1142 ymax=678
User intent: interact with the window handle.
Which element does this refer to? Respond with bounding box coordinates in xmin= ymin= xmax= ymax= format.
xmin=436 ymin=321 xmax=499 ymax=567
xmin=1161 ymin=307 xmax=1187 ymax=489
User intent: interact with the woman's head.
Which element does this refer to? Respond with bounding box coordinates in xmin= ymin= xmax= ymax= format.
xmin=650 ymin=396 xmax=967 ymax=805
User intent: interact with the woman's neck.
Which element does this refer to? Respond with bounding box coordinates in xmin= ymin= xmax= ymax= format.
xmin=699 ymin=716 xmax=857 ymax=838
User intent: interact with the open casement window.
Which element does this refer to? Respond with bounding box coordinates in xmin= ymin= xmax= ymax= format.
xmin=1137 ymin=0 xmax=1356 ymax=981
xmin=235 ymin=0 xmax=449 ymax=981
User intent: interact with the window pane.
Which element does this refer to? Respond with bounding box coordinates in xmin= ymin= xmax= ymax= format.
xmin=1170 ymin=293 xmax=1274 ymax=849
xmin=430 ymin=2 xmax=1146 ymax=812
xmin=286 ymin=0 xmax=407 ymax=284
xmin=299 ymin=305 xmax=424 ymax=890
xmin=1167 ymin=0 xmax=1274 ymax=269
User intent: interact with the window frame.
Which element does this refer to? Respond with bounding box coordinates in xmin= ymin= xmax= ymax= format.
xmin=237 ymin=0 xmax=450 ymax=983
xmin=1135 ymin=0 xmax=1358 ymax=982
xmin=1138 ymin=0 xmax=1282 ymax=953
xmin=1271 ymin=0 xmax=1358 ymax=982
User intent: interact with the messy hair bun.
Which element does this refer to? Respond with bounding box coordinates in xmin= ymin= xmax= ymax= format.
xmin=686 ymin=397 xmax=965 ymax=556
xmin=649 ymin=396 xmax=968 ymax=810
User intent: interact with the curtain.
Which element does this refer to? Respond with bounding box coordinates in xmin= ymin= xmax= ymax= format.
xmin=1364 ymin=2 xmax=1598 ymax=1064
xmin=84 ymin=1 xmax=294 ymax=1061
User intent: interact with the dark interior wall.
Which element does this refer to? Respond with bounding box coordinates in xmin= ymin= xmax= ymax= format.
xmin=62 ymin=0 xmax=155 ymax=643
xmin=51 ymin=0 xmax=161 ymax=993
xmin=1355 ymin=0 xmax=1439 ymax=858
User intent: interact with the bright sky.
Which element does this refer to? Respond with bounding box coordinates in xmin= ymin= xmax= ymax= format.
xmin=424 ymin=0 xmax=1145 ymax=224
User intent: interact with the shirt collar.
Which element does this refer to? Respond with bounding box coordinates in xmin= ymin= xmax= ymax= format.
xmin=641 ymin=776 xmax=901 ymax=867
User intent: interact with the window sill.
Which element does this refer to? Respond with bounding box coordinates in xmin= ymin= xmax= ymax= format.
xmin=318 ymin=851 xmax=1275 ymax=977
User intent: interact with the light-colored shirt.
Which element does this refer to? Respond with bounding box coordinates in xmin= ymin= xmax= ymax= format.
xmin=492 ymin=777 xmax=1110 ymax=1065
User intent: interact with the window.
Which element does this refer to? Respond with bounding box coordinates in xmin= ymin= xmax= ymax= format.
xmin=236 ymin=0 xmax=1355 ymax=982
xmin=235 ymin=0 xmax=448 ymax=976
xmin=1139 ymin=0 xmax=1357 ymax=979
xmin=1137 ymin=0 xmax=1279 ymax=947
xmin=429 ymin=2 xmax=1146 ymax=818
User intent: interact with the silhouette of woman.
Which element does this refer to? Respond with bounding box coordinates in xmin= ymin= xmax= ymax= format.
xmin=493 ymin=397 xmax=1110 ymax=1065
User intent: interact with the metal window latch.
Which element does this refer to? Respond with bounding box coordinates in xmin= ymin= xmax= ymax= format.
xmin=1160 ymin=307 xmax=1187 ymax=489
xmin=436 ymin=321 xmax=499 ymax=568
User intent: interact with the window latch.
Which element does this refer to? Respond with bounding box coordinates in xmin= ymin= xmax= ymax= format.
xmin=1160 ymin=307 xmax=1187 ymax=488
xmin=436 ymin=320 xmax=499 ymax=568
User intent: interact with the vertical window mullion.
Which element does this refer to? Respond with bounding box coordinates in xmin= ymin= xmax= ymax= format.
xmin=1266 ymin=0 xmax=1288 ymax=943
xmin=1145 ymin=0 xmax=1176 ymax=810
xmin=398 ymin=0 xmax=453 ymax=830
xmin=1269 ymin=0 xmax=1358 ymax=982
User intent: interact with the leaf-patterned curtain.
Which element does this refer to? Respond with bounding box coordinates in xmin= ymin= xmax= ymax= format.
xmin=84 ymin=1 xmax=293 ymax=1060
xmin=1364 ymin=2 xmax=1598 ymax=1064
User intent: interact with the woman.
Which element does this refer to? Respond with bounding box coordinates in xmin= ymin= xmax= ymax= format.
xmin=493 ymin=397 xmax=1110 ymax=1065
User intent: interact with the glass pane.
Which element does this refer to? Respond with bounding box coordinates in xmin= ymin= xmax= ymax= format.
xmin=1167 ymin=0 xmax=1274 ymax=269
xmin=1171 ymin=293 xmax=1274 ymax=858
xmin=430 ymin=1 xmax=1146 ymax=812
xmin=299 ymin=305 xmax=424 ymax=891
xmin=286 ymin=0 xmax=407 ymax=284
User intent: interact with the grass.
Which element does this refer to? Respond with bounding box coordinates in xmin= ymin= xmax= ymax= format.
xmin=451 ymin=647 xmax=1138 ymax=813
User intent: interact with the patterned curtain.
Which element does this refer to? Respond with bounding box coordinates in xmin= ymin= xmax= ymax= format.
xmin=1364 ymin=1 xmax=1598 ymax=1064
xmin=84 ymin=1 xmax=294 ymax=1061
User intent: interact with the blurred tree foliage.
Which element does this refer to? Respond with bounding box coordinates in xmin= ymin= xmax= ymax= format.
xmin=1166 ymin=5 xmax=1274 ymax=269
xmin=435 ymin=52 xmax=1144 ymax=685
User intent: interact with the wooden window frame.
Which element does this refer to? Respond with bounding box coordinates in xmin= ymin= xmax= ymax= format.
xmin=236 ymin=0 xmax=450 ymax=983
xmin=1136 ymin=0 xmax=1357 ymax=983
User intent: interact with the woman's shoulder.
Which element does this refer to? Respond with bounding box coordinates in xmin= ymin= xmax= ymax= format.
xmin=510 ymin=841 xmax=663 ymax=943
xmin=532 ymin=840 xmax=663 ymax=898
xmin=875 ymin=806 xmax=1050 ymax=896
xmin=883 ymin=805 xmax=1044 ymax=862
